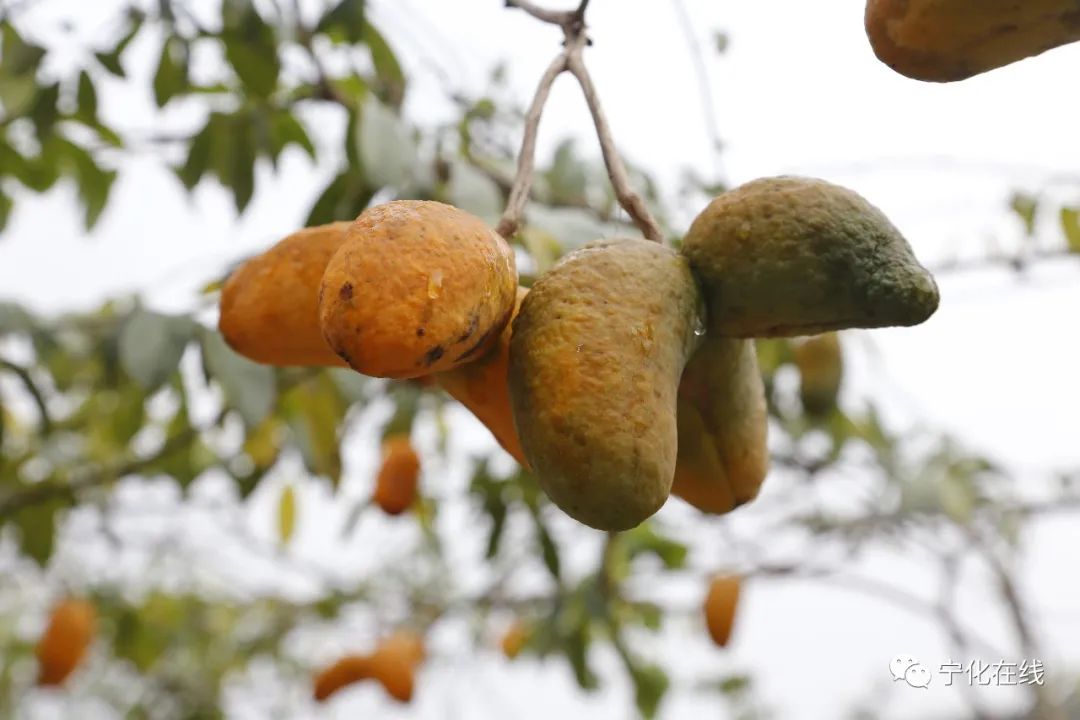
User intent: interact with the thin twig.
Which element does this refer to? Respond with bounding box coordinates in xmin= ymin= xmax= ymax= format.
xmin=0 ymin=359 xmax=52 ymax=434
xmin=565 ymin=54 xmax=664 ymax=242
xmin=504 ymin=0 xmax=577 ymax=27
xmin=671 ymin=0 xmax=723 ymax=179
xmin=494 ymin=51 xmax=571 ymax=238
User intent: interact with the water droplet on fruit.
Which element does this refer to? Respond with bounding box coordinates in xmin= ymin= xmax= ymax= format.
xmin=427 ymin=270 xmax=444 ymax=299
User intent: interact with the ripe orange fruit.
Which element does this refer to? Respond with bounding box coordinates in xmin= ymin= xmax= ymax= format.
xmin=435 ymin=287 xmax=529 ymax=466
xmin=372 ymin=435 xmax=420 ymax=515
xmin=319 ymin=200 xmax=518 ymax=378
xmin=369 ymin=630 xmax=426 ymax=703
xmin=500 ymin=620 xmax=529 ymax=660
xmin=703 ymin=575 xmax=741 ymax=647
xmin=312 ymin=654 xmax=373 ymax=702
xmin=219 ymin=222 xmax=351 ymax=367
xmin=36 ymin=597 xmax=97 ymax=687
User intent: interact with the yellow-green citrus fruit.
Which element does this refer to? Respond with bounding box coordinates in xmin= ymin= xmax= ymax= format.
xmin=672 ymin=338 xmax=769 ymax=515
xmin=681 ymin=176 xmax=939 ymax=337
xmin=501 ymin=620 xmax=529 ymax=660
xmin=36 ymin=598 xmax=97 ymax=687
xmin=793 ymin=332 xmax=843 ymax=417
xmin=435 ymin=287 xmax=529 ymax=466
xmin=509 ymin=238 xmax=703 ymax=531
xmin=703 ymin=575 xmax=741 ymax=647
xmin=319 ymin=200 xmax=518 ymax=378
xmin=866 ymin=0 xmax=1080 ymax=82
xmin=219 ymin=222 xmax=352 ymax=368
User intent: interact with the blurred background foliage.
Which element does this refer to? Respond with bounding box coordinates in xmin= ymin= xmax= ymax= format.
xmin=1 ymin=1 xmax=1080 ymax=719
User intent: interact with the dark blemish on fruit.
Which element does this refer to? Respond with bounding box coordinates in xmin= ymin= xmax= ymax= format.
xmin=416 ymin=327 xmax=425 ymax=337
xmin=454 ymin=324 xmax=497 ymax=362
xmin=338 ymin=282 xmax=354 ymax=301
xmin=422 ymin=345 xmax=445 ymax=366
xmin=456 ymin=313 xmax=480 ymax=343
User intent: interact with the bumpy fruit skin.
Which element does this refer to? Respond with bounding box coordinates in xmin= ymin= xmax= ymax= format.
xmin=36 ymin=598 xmax=97 ymax=687
xmin=866 ymin=0 xmax=1080 ymax=82
xmin=500 ymin=620 xmax=529 ymax=660
xmin=436 ymin=287 xmax=529 ymax=466
xmin=681 ymin=176 xmax=939 ymax=337
xmin=373 ymin=435 xmax=420 ymax=515
xmin=509 ymin=238 xmax=703 ymax=531
xmin=672 ymin=338 xmax=769 ymax=515
xmin=319 ymin=200 xmax=518 ymax=378
xmin=793 ymin=332 xmax=843 ymax=417
xmin=703 ymin=575 xmax=741 ymax=647
xmin=370 ymin=630 xmax=426 ymax=703
xmin=219 ymin=222 xmax=351 ymax=368
xmin=312 ymin=655 xmax=373 ymax=702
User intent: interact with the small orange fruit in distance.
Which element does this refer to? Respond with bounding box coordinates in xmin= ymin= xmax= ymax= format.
xmin=319 ymin=200 xmax=518 ymax=379
xmin=312 ymin=654 xmax=373 ymax=702
xmin=703 ymin=575 xmax=741 ymax=647
xmin=219 ymin=222 xmax=352 ymax=368
xmin=500 ymin=619 xmax=529 ymax=660
xmin=373 ymin=435 xmax=420 ymax=515
xmin=436 ymin=287 xmax=529 ymax=466
xmin=36 ymin=597 xmax=97 ymax=687
xmin=369 ymin=630 xmax=426 ymax=703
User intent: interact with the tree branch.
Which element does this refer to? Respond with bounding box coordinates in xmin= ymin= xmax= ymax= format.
xmin=494 ymin=50 xmax=571 ymax=239
xmin=565 ymin=53 xmax=664 ymax=242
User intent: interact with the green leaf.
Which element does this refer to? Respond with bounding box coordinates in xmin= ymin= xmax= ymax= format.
xmin=1 ymin=22 xmax=46 ymax=76
xmin=446 ymin=160 xmax=501 ymax=223
xmin=0 ymin=189 xmax=11 ymax=233
xmin=545 ymin=139 xmax=587 ymax=206
xmin=119 ymin=308 xmax=195 ymax=391
xmin=29 ymin=82 xmax=60 ymax=138
xmin=534 ymin=515 xmax=561 ymax=580
xmin=622 ymin=524 xmax=687 ymax=570
xmin=54 ymin=137 xmax=117 ymax=229
xmin=223 ymin=8 xmax=279 ymax=98
xmin=563 ymin=625 xmax=598 ymax=691
xmin=269 ymin=111 xmax=316 ymax=162
xmin=362 ymin=22 xmax=405 ymax=108
xmin=277 ymin=484 xmax=297 ymax=545
xmin=76 ymin=71 xmax=97 ymax=120
xmin=356 ymin=95 xmax=415 ymax=188
xmin=316 ymin=0 xmax=365 ymax=44
xmin=200 ymin=329 xmax=275 ymax=428
xmin=0 ymin=302 xmax=34 ymax=334
xmin=1061 ymin=206 xmax=1080 ymax=253
xmin=153 ymin=37 xmax=188 ymax=108
xmin=282 ymin=374 xmax=346 ymax=487
xmin=12 ymin=497 xmax=62 ymax=567
xmin=630 ymin=664 xmax=669 ymax=720
xmin=177 ymin=117 xmax=214 ymax=190
xmin=1010 ymin=192 xmax=1037 ymax=237
xmin=92 ymin=10 xmax=144 ymax=78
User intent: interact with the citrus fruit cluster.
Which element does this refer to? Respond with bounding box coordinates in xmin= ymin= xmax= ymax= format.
xmin=219 ymin=177 xmax=938 ymax=533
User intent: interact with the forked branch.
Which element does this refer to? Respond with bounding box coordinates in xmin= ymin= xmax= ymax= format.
xmin=496 ymin=0 xmax=664 ymax=244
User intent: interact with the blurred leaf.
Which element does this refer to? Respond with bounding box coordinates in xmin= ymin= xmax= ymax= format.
xmin=29 ymin=81 xmax=59 ymax=138
xmin=0 ymin=189 xmax=11 ymax=232
xmin=269 ymin=111 xmax=316 ymax=163
xmin=119 ymin=308 xmax=195 ymax=391
xmin=545 ymin=139 xmax=587 ymax=206
xmin=75 ymin=70 xmax=97 ymax=120
xmin=282 ymin=374 xmax=345 ymax=487
xmin=714 ymin=30 xmax=730 ymax=54
xmin=201 ymin=329 xmax=275 ymax=428
xmin=356 ymin=95 xmax=415 ymax=188
xmin=446 ymin=160 xmax=501 ymax=222
xmin=630 ymin=663 xmax=669 ymax=719
xmin=153 ymin=36 xmax=188 ymax=107
xmin=1061 ymin=206 xmax=1080 ymax=253
xmin=1 ymin=22 xmax=46 ymax=76
xmin=243 ymin=416 xmax=283 ymax=471
xmin=0 ymin=302 xmax=34 ymax=334
xmin=223 ymin=7 xmax=279 ymax=98
xmin=277 ymin=484 xmax=297 ymax=545
xmin=316 ymin=0 xmax=365 ymax=44
xmin=1010 ymin=192 xmax=1037 ymax=237
xmin=534 ymin=515 xmax=561 ymax=580
xmin=564 ymin=625 xmax=598 ymax=691
xmin=93 ymin=10 xmax=144 ymax=78
xmin=362 ymin=22 xmax=405 ymax=108
xmin=12 ymin=496 xmax=62 ymax=567
xmin=622 ymin=524 xmax=687 ymax=570
xmin=177 ymin=116 xmax=214 ymax=190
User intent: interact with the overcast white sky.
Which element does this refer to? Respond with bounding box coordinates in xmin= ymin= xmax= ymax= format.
xmin=4 ymin=1 xmax=1080 ymax=719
